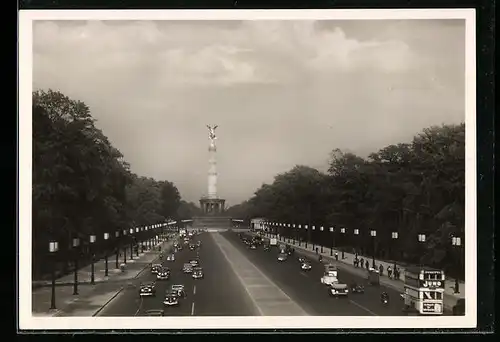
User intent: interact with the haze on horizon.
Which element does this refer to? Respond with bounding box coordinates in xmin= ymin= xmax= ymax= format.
xmin=33 ymin=19 xmax=466 ymax=207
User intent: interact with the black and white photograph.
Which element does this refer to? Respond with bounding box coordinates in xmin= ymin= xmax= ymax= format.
xmin=19 ymin=9 xmax=476 ymax=330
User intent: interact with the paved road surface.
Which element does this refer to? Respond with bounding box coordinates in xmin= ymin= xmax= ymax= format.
xmin=98 ymin=232 xmax=256 ymax=316
xmin=223 ymin=231 xmax=418 ymax=316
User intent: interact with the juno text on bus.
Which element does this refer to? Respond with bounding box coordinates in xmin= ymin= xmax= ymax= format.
xmin=402 ymin=267 xmax=445 ymax=315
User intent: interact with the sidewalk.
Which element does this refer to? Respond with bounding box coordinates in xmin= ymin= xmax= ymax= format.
xmin=32 ymin=239 xmax=174 ymax=317
xmin=33 ymin=243 xmax=164 ymax=288
xmin=263 ymin=233 xmax=464 ymax=309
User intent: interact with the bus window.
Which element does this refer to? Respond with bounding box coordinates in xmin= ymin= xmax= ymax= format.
xmin=427 ymin=291 xmax=443 ymax=300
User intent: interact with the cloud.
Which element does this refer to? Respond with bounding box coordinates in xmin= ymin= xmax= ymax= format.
xmin=32 ymin=19 xmax=466 ymax=205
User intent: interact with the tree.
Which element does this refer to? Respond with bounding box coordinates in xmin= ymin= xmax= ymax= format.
xmin=176 ymin=200 xmax=202 ymax=220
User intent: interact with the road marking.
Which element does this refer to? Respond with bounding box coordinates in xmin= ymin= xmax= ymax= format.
xmin=299 ymin=272 xmax=309 ymax=277
xmin=191 ymin=302 xmax=195 ymax=315
xmin=349 ymin=299 xmax=378 ymax=316
xmin=193 ymin=285 xmax=196 ymax=295
xmin=211 ymin=235 xmax=264 ymax=316
xmin=134 ymin=297 xmax=144 ymax=316
xmin=92 ymin=287 xmax=125 ymax=317
xmin=214 ymin=233 xmax=309 ymax=316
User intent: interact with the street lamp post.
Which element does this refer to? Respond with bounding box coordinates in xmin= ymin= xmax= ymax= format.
xmin=353 ymin=229 xmax=359 ymax=258
xmin=391 ymin=232 xmax=399 ymax=271
xmin=304 ymin=225 xmax=308 ymax=249
xmin=129 ymin=228 xmax=134 ymax=258
xmin=340 ymin=227 xmax=346 ymax=259
xmin=418 ymin=233 xmax=426 ymax=267
xmin=72 ymin=237 xmax=80 ymax=295
xmin=370 ymin=230 xmax=377 ymax=268
xmin=123 ymin=229 xmax=128 ymax=264
xmin=49 ymin=241 xmax=59 ymax=310
xmin=135 ymin=227 xmax=140 ymax=257
xmin=319 ymin=226 xmax=324 ymax=253
xmin=139 ymin=227 xmax=143 ymax=253
xmin=329 ymin=227 xmax=334 ymax=256
xmin=89 ymin=235 xmax=96 ymax=285
xmin=451 ymin=236 xmax=462 ymax=294
xmin=104 ymin=233 xmax=109 ymax=277
xmin=298 ymin=225 xmax=302 ymax=247
xmin=312 ymin=226 xmax=316 ymax=251
xmin=115 ymin=231 xmax=120 ymax=269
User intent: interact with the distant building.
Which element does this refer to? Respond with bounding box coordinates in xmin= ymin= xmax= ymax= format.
xmin=250 ymin=218 xmax=265 ymax=231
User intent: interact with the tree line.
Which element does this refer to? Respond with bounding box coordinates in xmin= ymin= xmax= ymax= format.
xmin=226 ymin=123 xmax=465 ymax=279
xmin=32 ymin=90 xmax=182 ymax=280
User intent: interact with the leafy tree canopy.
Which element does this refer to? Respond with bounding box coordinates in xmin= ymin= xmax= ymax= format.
xmin=227 ymin=123 xmax=465 ymax=276
xmin=32 ymin=89 xmax=185 ymax=277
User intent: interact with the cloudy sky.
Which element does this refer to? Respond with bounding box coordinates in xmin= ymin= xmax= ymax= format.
xmin=33 ymin=19 xmax=466 ymax=206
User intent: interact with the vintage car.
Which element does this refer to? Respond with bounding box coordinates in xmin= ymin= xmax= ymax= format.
xmin=182 ymin=263 xmax=194 ymax=273
xmin=139 ymin=282 xmax=156 ymax=297
xmin=150 ymin=264 xmax=162 ymax=274
xmin=350 ymin=283 xmax=365 ymax=294
xmin=192 ymin=267 xmax=204 ymax=279
xmin=367 ymin=268 xmax=380 ymax=286
xmin=189 ymin=259 xmax=199 ymax=267
xmin=156 ymin=268 xmax=170 ymax=280
xmin=324 ymin=264 xmax=338 ymax=275
xmin=320 ymin=271 xmax=339 ymax=286
xmin=301 ymin=262 xmax=312 ymax=271
xmin=329 ymin=283 xmax=349 ymax=297
xmin=166 ymin=254 xmax=175 ymax=262
xmin=171 ymin=284 xmax=187 ymax=298
xmin=277 ymin=253 xmax=288 ymax=262
xmin=145 ymin=309 xmax=164 ymax=316
xmin=163 ymin=292 xmax=179 ymax=306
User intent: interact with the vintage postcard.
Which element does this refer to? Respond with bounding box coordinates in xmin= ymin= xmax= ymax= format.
xmin=19 ymin=9 xmax=476 ymax=330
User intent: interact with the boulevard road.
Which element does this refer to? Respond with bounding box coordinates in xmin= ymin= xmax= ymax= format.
xmin=222 ymin=231 xmax=410 ymax=316
xmin=98 ymin=232 xmax=257 ymax=316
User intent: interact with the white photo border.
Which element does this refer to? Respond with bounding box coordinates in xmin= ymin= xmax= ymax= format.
xmin=18 ymin=8 xmax=477 ymax=330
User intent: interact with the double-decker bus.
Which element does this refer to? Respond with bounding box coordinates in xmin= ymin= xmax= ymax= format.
xmin=402 ymin=267 xmax=445 ymax=315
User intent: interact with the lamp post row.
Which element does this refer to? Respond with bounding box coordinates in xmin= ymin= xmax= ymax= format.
xmin=47 ymin=221 xmax=177 ymax=311
xmin=260 ymin=221 xmax=463 ymax=292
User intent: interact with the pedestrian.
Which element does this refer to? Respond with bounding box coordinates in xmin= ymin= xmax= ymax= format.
xmin=379 ymin=264 xmax=384 ymax=276
xmin=395 ymin=267 xmax=400 ymax=280
xmin=454 ymin=278 xmax=460 ymax=294
xmin=365 ymin=262 xmax=369 ymax=270
xmin=353 ymin=258 xmax=357 ymax=267
xmin=334 ymin=252 xmax=339 ymax=261
xmin=360 ymin=258 xmax=364 ymax=268
xmin=387 ymin=266 xmax=393 ymax=278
